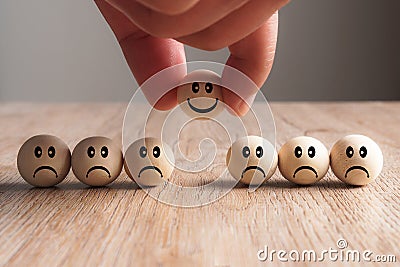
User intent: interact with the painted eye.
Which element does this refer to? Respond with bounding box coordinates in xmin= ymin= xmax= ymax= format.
xmin=139 ymin=146 xmax=147 ymax=158
xmin=101 ymin=146 xmax=108 ymax=158
xmin=192 ymin=82 xmax=200 ymax=93
xmin=346 ymin=146 xmax=354 ymax=158
xmin=308 ymin=146 xmax=316 ymax=158
xmin=48 ymin=146 xmax=56 ymax=158
xmin=87 ymin=146 xmax=95 ymax=158
xmin=34 ymin=146 xmax=42 ymax=158
xmin=242 ymin=146 xmax=250 ymax=158
xmin=205 ymin=82 xmax=213 ymax=93
xmin=359 ymin=146 xmax=367 ymax=158
xmin=294 ymin=146 xmax=302 ymax=158
xmin=255 ymin=146 xmax=263 ymax=158
xmin=153 ymin=146 xmax=161 ymax=158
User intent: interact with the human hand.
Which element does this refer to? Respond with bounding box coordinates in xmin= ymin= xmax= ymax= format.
xmin=95 ymin=0 xmax=289 ymax=115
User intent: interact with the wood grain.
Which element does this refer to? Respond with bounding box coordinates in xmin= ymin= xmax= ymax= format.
xmin=0 ymin=102 xmax=398 ymax=266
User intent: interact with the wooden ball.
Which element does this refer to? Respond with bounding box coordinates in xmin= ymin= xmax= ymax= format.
xmin=71 ymin=136 xmax=123 ymax=186
xmin=17 ymin=135 xmax=71 ymax=187
xmin=177 ymin=70 xmax=223 ymax=119
xmin=278 ymin=136 xmax=329 ymax=185
xmin=330 ymin=134 xmax=383 ymax=186
xmin=124 ymin=138 xmax=175 ymax=187
xmin=226 ymin=136 xmax=277 ymax=185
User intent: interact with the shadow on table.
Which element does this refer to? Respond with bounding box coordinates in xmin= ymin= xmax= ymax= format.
xmin=0 ymin=180 xmax=140 ymax=192
xmin=0 ymin=177 xmax=356 ymax=192
xmin=263 ymin=178 xmax=354 ymax=189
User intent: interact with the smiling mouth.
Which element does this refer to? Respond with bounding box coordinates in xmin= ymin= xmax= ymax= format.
xmin=241 ymin=166 xmax=266 ymax=178
xmin=293 ymin=166 xmax=318 ymax=178
xmin=345 ymin=166 xmax=369 ymax=178
xmin=86 ymin=166 xmax=111 ymax=178
xmin=33 ymin=166 xmax=58 ymax=178
xmin=187 ymin=98 xmax=219 ymax=113
xmin=138 ymin=165 xmax=163 ymax=178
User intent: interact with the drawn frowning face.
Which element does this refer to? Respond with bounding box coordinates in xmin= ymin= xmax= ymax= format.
xmin=278 ymin=136 xmax=329 ymax=185
xmin=17 ymin=134 xmax=71 ymax=187
xmin=330 ymin=134 xmax=383 ymax=186
xmin=226 ymin=136 xmax=277 ymax=185
xmin=124 ymin=138 xmax=175 ymax=187
xmin=72 ymin=136 xmax=123 ymax=186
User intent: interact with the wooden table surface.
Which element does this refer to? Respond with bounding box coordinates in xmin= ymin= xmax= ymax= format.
xmin=0 ymin=102 xmax=398 ymax=266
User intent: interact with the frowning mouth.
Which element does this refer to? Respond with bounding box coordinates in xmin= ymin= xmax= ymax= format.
xmin=138 ymin=165 xmax=163 ymax=178
xmin=187 ymin=98 xmax=218 ymax=113
xmin=86 ymin=166 xmax=111 ymax=178
xmin=293 ymin=166 xmax=318 ymax=178
xmin=33 ymin=165 xmax=58 ymax=178
xmin=345 ymin=166 xmax=369 ymax=178
xmin=241 ymin=166 xmax=266 ymax=178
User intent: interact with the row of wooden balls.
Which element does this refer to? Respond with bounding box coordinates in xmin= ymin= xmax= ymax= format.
xmin=227 ymin=134 xmax=383 ymax=187
xmin=17 ymin=134 xmax=383 ymax=188
xmin=17 ymin=135 xmax=159 ymax=188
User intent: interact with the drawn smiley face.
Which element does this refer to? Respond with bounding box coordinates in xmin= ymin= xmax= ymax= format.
xmin=71 ymin=137 xmax=123 ymax=186
xmin=226 ymin=136 xmax=277 ymax=185
xmin=177 ymin=70 xmax=223 ymax=119
xmin=330 ymin=134 xmax=383 ymax=186
xmin=278 ymin=136 xmax=329 ymax=185
xmin=124 ymin=138 xmax=175 ymax=187
xmin=17 ymin=135 xmax=71 ymax=187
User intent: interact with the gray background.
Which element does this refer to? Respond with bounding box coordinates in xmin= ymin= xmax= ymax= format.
xmin=0 ymin=0 xmax=399 ymax=101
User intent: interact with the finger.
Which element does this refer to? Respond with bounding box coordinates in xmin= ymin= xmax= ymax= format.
xmin=222 ymin=13 xmax=279 ymax=116
xmin=105 ymin=0 xmax=249 ymax=38
xmin=121 ymin=36 xmax=185 ymax=110
xmin=177 ymin=0 xmax=288 ymax=51
xmin=95 ymin=0 xmax=186 ymax=110
xmin=135 ymin=0 xmax=200 ymax=15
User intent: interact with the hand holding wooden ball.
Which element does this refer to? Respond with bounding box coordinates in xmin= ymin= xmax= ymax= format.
xmin=226 ymin=136 xmax=277 ymax=185
xmin=124 ymin=138 xmax=175 ymax=187
xmin=71 ymin=136 xmax=123 ymax=186
xmin=330 ymin=134 xmax=383 ymax=186
xmin=177 ymin=70 xmax=223 ymax=119
xmin=278 ymin=136 xmax=329 ymax=185
xmin=17 ymin=135 xmax=71 ymax=187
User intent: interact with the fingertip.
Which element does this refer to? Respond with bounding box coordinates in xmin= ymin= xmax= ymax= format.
xmin=96 ymin=0 xmax=185 ymax=111
xmin=152 ymin=88 xmax=178 ymax=111
xmin=221 ymin=16 xmax=280 ymax=116
xmin=222 ymin=88 xmax=252 ymax=117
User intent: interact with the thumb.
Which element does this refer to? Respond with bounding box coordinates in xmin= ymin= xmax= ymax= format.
xmin=222 ymin=12 xmax=279 ymax=116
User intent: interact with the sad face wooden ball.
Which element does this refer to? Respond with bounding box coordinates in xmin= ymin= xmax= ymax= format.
xmin=177 ymin=70 xmax=223 ymax=119
xmin=124 ymin=138 xmax=175 ymax=187
xmin=330 ymin=134 xmax=383 ymax=185
xmin=17 ymin=135 xmax=71 ymax=187
xmin=71 ymin=136 xmax=123 ymax=186
xmin=226 ymin=136 xmax=277 ymax=185
xmin=278 ymin=136 xmax=329 ymax=185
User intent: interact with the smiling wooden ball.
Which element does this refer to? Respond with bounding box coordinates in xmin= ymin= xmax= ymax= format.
xmin=124 ymin=138 xmax=175 ymax=187
xmin=17 ymin=135 xmax=71 ymax=187
xmin=71 ymin=136 xmax=123 ymax=186
xmin=226 ymin=136 xmax=277 ymax=185
xmin=177 ymin=70 xmax=223 ymax=119
xmin=278 ymin=136 xmax=329 ymax=185
xmin=330 ymin=134 xmax=383 ymax=186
